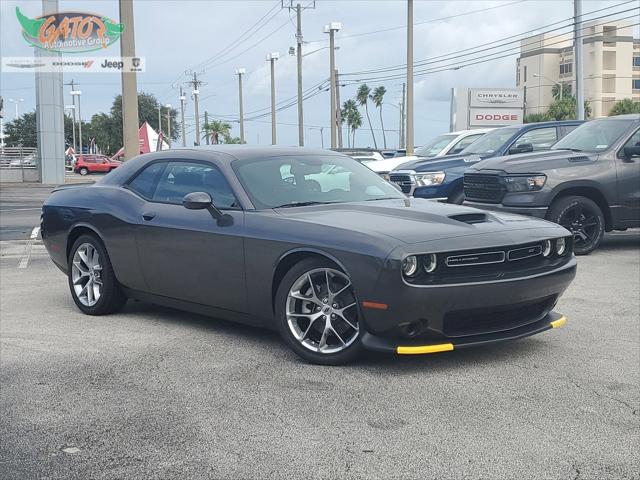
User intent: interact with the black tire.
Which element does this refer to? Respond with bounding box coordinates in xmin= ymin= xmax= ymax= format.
xmin=547 ymin=195 xmax=605 ymax=255
xmin=275 ymin=258 xmax=363 ymax=365
xmin=79 ymin=167 xmax=89 ymax=176
xmin=448 ymin=188 xmax=464 ymax=205
xmin=67 ymin=234 xmax=127 ymax=315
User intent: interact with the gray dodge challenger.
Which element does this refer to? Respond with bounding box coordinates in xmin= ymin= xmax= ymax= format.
xmin=42 ymin=146 xmax=576 ymax=364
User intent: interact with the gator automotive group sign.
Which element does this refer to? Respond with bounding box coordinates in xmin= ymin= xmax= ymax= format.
xmin=16 ymin=7 xmax=124 ymax=52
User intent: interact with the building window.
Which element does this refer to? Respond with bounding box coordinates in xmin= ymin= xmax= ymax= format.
xmin=524 ymin=65 xmax=527 ymax=82
xmin=560 ymin=62 xmax=572 ymax=75
xmin=603 ymin=25 xmax=617 ymax=46
xmin=634 ymin=56 xmax=640 ymax=67
xmin=633 ymin=79 xmax=640 ymax=90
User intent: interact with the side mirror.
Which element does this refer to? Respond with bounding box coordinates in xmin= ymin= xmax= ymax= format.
xmin=183 ymin=191 xmax=212 ymax=210
xmin=182 ymin=191 xmax=234 ymax=227
xmin=623 ymin=145 xmax=640 ymax=160
xmin=509 ymin=143 xmax=534 ymax=154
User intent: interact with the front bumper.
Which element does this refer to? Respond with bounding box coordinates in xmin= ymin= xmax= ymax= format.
xmin=463 ymin=201 xmax=548 ymax=219
xmin=362 ymin=311 xmax=567 ymax=354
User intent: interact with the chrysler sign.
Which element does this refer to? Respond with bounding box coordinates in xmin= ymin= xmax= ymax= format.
xmin=470 ymin=89 xmax=524 ymax=108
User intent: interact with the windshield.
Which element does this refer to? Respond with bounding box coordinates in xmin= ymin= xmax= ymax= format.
xmin=552 ymin=118 xmax=638 ymax=152
xmin=460 ymin=127 xmax=520 ymax=155
xmin=233 ymin=154 xmax=406 ymax=209
xmin=414 ymin=134 xmax=457 ymax=157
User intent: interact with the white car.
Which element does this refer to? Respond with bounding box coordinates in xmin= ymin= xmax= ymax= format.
xmin=369 ymin=129 xmax=492 ymax=178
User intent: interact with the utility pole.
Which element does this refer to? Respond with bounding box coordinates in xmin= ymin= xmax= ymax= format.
xmin=406 ymin=0 xmax=414 ymax=155
xmin=235 ymin=68 xmax=245 ymax=143
xmin=64 ymin=80 xmax=78 ymax=153
xmin=325 ymin=22 xmax=341 ymax=149
xmin=267 ymin=52 xmax=279 ymax=145
xmin=179 ymin=86 xmax=186 ymax=147
xmin=157 ymin=105 xmax=162 ymax=134
xmin=573 ymin=0 xmax=585 ymax=120
xmin=204 ymin=111 xmax=210 ymax=145
xmin=186 ymin=71 xmax=203 ymax=146
xmin=335 ymin=69 xmax=343 ymax=148
xmin=119 ymin=0 xmax=139 ymax=161
xmin=400 ymin=82 xmax=406 ymax=149
xmin=165 ymin=104 xmax=172 ymax=146
xmin=283 ymin=1 xmax=316 ymax=146
xmin=70 ymin=89 xmax=83 ymax=155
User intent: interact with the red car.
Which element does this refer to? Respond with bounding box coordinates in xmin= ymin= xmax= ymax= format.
xmin=74 ymin=155 xmax=122 ymax=175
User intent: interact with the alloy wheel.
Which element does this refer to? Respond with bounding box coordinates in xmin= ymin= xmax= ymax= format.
xmin=558 ymin=203 xmax=599 ymax=250
xmin=286 ymin=268 xmax=359 ymax=354
xmin=71 ymin=243 xmax=103 ymax=307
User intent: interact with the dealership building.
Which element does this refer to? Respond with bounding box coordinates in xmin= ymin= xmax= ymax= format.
xmin=516 ymin=20 xmax=640 ymax=118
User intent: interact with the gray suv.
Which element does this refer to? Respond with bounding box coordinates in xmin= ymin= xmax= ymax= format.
xmin=463 ymin=114 xmax=640 ymax=254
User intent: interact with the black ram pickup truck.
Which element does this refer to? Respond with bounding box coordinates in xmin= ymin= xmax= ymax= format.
xmin=464 ymin=114 xmax=640 ymax=254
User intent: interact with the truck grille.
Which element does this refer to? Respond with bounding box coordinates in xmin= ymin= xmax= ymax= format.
xmin=389 ymin=173 xmax=413 ymax=194
xmin=464 ymin=173 xmax=506 ymax=204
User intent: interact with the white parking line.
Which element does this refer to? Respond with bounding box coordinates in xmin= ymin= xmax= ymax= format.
xmin=17 ymin=227 xmax=40 ymax=269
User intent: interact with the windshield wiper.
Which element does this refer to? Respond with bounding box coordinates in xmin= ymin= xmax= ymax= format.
xmin=274 ymin=201 xmax=336 ymax=208
xmin=364 ymin=197 xmax=400 ymax=201
xmin=560 ymin=147 xmax=583 ymax=152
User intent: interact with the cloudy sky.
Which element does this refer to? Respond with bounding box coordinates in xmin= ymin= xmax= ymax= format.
xmin=0 ymin=0 xmax=635 ymax=149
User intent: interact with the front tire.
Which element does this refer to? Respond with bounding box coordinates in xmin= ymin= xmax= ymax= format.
xmin=68 ymin=234 xmax=127 ymax=315
xmin=275 ymin=258 xmax=363 ymax=365
xmin=547 ymin=195 xmax=605 ymax=255
xmin=79 ymin=167 xmax=89 ymax=176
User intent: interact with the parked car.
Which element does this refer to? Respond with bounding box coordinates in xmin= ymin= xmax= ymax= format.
xmin=389 ymin=121 xmax=583 ymax=204
xmin=369 ymin=129 xmax=491 ymax=179
xmin=464 ymin=114 xmax=640 ymax=254
xmin=42 ymin=146 xmax=575 ymax=365
xmin=74 ymin=154 xmax=122 ymax=175
xmin=332 ymin=148 xmax=385 ymax=165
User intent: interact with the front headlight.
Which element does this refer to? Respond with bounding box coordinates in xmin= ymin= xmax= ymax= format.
xmin=402 ymin=256 xmax=419 ymax=277
xmin=556 ymin=237 xmax=567 ymax=255
xmin=414 ymin=172 xmax=445 ymax=187
xmin=504 ymin=174 xmax=546 ymax=192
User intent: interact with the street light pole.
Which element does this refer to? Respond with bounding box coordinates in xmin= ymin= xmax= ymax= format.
xmin=533 ymin=73 xmax=563 ymax=100
xmin=406 ymin=0 xmax=414 ymax=156
xmin=235 ymin=68 xmax=246 ymax=144
xmin=165 ymin=104 xmax=172 ymax=146
xmin=267 ymin=52 xmax=279 ymax=145
xmin=325 ymin=22 xmax=341 ymax=149
xmin=157 ymin=105 xmax=162 ymax=134
xmin=8 ymin=98 xmax=24 ymax=119
xmin=179 ymin=87 xmax=186 ymax=147
xmin=574 ymin=0 xmax=585 ymax=120
xmin=65 ymin=105 xmax=76 ymax=153
xmin=296 ymin=4 xmax=304 ymax=146
xmin=70 ymin=90 xmax=83 ymax=155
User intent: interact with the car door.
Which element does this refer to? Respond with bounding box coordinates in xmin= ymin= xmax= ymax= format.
xmin=98 ymin=157 xmax=111 ymax=172
xmin=507 ymin=126 xmax=559 ymax=155
xmin=615 ymin=128 xmax=640 ymax=225
xmin=127 ymin=159 xmax=247 ymax=313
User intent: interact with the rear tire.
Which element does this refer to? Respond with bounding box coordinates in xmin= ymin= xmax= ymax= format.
xmin=275 ymin=258 xmax=363 ymax=365
xmin=547 ymin=195 xmax=605 ymax=255
xmin=68 ymin=234 xmax=127 ymax=315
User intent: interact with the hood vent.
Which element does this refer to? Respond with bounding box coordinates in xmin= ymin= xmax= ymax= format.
xmin=448 ymin=213 xmax=488 ymax=225
xmin=568 ymin=155 xmax=590 ymax=163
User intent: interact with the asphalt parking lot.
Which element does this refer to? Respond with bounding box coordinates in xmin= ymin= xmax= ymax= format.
xmin=1 ymin=183 xmax=638 ymax=479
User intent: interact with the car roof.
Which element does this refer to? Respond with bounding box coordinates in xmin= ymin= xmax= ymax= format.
xmin=171 ymin=145 xmax=343 ymax=162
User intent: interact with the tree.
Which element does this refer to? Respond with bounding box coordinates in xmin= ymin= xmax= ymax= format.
xmin=551 ymin=83 xmax=572 ymax=101
xmin=356 ymin=84 xmax=377 ymax=149
xmin=524 ymin=112 xmax=552 ymax=123
xmin=3 ymin=110 xmax=77 ymax=148
xmin=547 ymin=95 xmax=591 ymax=121
xmin=341 ymin=100 xmax=358 ymax=148
xmin=203 ymin=120 xmax=232 ymax=144
xmin=609 ymin=98 xmax=640 ymax=116
xmin=371 ymin=86 xmax=387 ymax=149
xmin=349 ymin=109 xmax=363 ymax=147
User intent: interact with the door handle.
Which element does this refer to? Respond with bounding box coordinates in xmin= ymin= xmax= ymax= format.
xmin=142 ymin=211 xmax=156 ymax=221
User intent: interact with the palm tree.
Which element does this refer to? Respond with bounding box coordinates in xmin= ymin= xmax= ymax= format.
xmin=370 ymin=86 xmax=387 ymax=149
xmin=203 ymin=120 xmax=232 ymax=144
xmin=341 ymin=100 xmax=358 ymax=148
xmin=349 ymin=109 xmax=363 ymax=148
xmin=356 ymin=84 xmax=377 ymax=149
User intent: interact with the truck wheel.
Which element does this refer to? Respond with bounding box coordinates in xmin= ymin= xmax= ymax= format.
xmin=547 ymin=195 xmax=604 ymax=255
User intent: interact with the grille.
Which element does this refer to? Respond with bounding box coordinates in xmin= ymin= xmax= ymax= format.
xmin=443 ymin=296 xmax=556 ymax=338
xmin=389 ymin=173 xmax=413 ymax=194
xmin=464 ymin=174 xmax=506 ymax=204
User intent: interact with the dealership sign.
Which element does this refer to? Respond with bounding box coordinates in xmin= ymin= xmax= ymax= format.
xmin=470 ymin=89 xmax=524 ymax=108
xmin=16 ymin=7 xmax=124 ymax=53
xmin=469 ymin=108 xmax=523 ymax=127
xmin=451 ymin=88 xmax=524 ymax=131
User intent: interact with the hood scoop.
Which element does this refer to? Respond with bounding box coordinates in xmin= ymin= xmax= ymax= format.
xmin=448 ymin=212 xmax=488 ymax=225
xmin=568 ymin=155 xmax=591 ymax=163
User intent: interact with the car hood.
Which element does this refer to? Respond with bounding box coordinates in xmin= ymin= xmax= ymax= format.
xmin=368 ymin=156 xmax=419 ymax=173
xmin=468 ymin=149 xmax=596 ymax=174
xmin=275 ymin=198 xmax=563 ymax=245
xmin=394 ymin=153 xmax=485 ymax=172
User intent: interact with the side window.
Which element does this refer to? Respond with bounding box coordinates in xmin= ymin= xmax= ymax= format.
xmin=512 ymin=127 xmax=558 ymax=153
xmin=618 ymin=129 xmax=640 ymax=160
xmin=449 ymin=134 xmax=483 ymax=154
xmin=127 ymin=162 xmax=167 ymax=199
xmin=559 ymin=124 xmax=580 ymax=137
xmin=152 ymin=161 xmax=239 ymax=209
